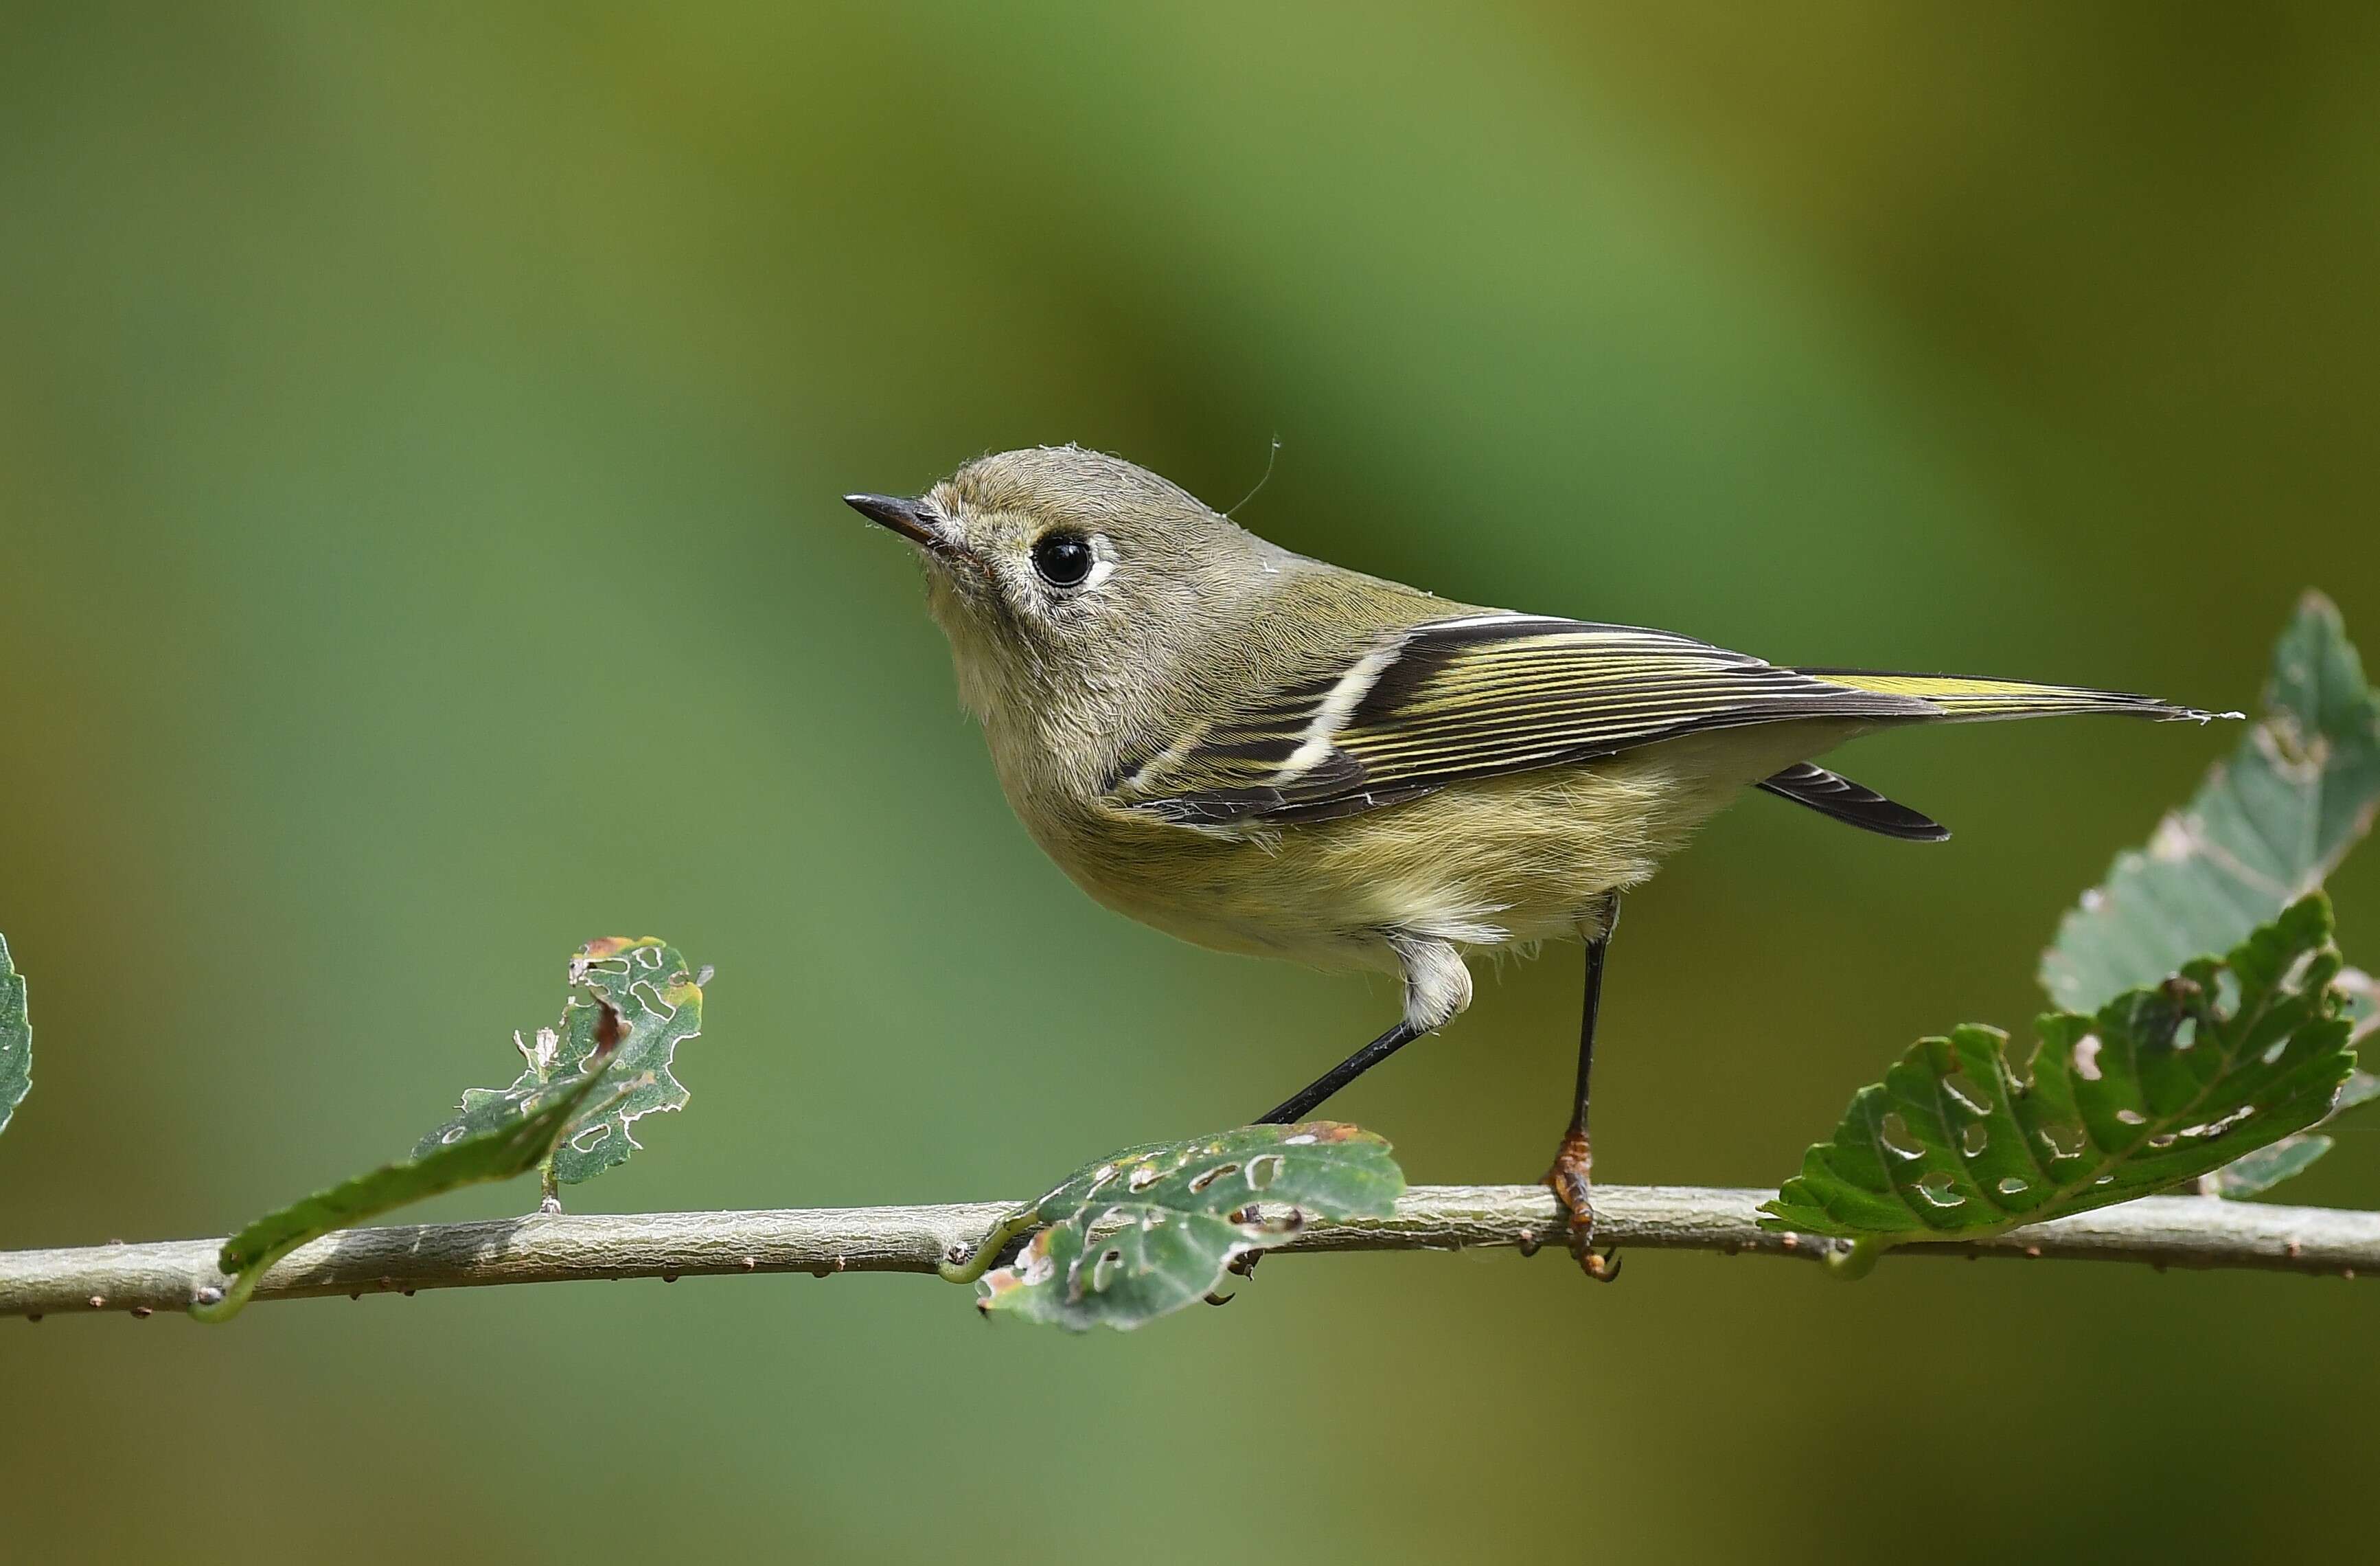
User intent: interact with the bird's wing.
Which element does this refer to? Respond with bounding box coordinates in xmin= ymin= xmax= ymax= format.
xmin=1108 ymin=614 xmax=1941 ymax=826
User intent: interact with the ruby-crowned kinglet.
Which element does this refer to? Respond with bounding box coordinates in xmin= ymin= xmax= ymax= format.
xmin=844 ymin=446 xmax=2222 ymax=1272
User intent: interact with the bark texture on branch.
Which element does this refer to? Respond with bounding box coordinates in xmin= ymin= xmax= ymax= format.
xmin=5 ymin=1184 xmax=2371 ymax=1319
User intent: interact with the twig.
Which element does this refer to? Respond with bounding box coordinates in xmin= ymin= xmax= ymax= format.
xmin=3 ymin=1185 xmax=2370 ymax=1319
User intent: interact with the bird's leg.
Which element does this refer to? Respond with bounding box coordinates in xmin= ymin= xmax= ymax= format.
xmin=1544 ymin=896 xmax=1621 ymax=1281
xmin=1255 ymin=933 xmax=1464 ymax=1125
xmin=1243 ymin=1017 xmax=1421 ymax=1283
xmin=1255 ymin=1020 xmax=1421 ymax=1124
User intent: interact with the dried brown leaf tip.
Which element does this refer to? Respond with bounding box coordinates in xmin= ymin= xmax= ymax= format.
xmin=1296 ymin=1121 xmax=1367 ymax=1145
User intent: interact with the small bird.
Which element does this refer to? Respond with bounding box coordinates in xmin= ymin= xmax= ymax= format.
xmin=844 ymin=446 xmax=2222 ymax=1275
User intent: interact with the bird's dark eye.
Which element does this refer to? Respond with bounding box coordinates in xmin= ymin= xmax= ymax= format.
xmin=1031 ymin=531 xmax=1095 ymax=587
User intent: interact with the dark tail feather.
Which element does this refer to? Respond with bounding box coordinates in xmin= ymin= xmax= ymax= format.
xmin=1758 ymin=762 xmax=1949 ymax=842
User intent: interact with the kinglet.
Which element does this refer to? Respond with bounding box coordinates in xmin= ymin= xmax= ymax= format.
xmin=844 ymin=446 xmax=2222 ymax=1274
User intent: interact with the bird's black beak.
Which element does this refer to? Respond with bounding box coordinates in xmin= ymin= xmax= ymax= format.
xmin=843 ymin=492 xmax=941 ymax=549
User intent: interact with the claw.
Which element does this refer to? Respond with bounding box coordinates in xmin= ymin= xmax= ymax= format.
xmin=1542 ymin=1126 xmax=1622 ymax=1283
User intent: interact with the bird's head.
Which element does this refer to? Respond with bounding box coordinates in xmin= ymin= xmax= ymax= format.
xmin=844 ymin=446 xmax=1285 ymax=725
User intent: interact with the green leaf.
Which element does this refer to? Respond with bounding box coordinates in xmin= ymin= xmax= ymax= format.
xmin=0 ymin=934 xmax=28 ymax=1138
xmin=2207 ymin=1132 xmax=2336 ymax=1199
xmin=198 ymin=935 xmax=705 ymax=1322
xmin=2041 ymin=592 xmax=2379 ymax=1014
xmin=2210 ymin=1062 xmax=2379 ymax=1197
xmin=2041 ymin=595 xmax=2378 ymax=1198
xmin=1764 ymin=896 xmax=2356 ymax=1251
xmin=417 ymin=937 xmax=705 ymax=1185
xmin=194 ymin=1065 xmax=615 ymax=1322
xmin=975 ymin=1122 xmax=1404 ymax=1331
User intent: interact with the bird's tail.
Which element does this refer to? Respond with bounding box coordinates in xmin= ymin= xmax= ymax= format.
xmin=1794 ymin=668 xmax=2235 ymax=725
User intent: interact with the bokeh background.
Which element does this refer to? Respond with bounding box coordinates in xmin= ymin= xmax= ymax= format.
xmin=5 ymin=3 xmax=2377 ymax=1561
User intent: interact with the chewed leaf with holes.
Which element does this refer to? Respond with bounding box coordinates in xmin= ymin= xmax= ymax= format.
xmin=2212 ymin=972 xmax=2377 ymax=1196
xmin=978 ymin=1122 xmax=1404 ymax=1331
xmin=0 ymin=934 xmax=28 ymax=1138
xmin=200 ymin=935 xmax=700 ymax=1323
xmin=1765 ymin=896 xmax=2355 ymax=1250
xmin=196 ymin=1052 xmax=616 ymax=1323
xmin=418 ymin=938 xmax=705 ymax=1184
xmin=2043 ymin=593 xmax=2379 ymax=1013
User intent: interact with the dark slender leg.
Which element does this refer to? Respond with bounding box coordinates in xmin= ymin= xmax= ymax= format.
xmin=1256 ymin=1020 xmax=1422 ymax=1124
xmin=1238 ymin=1017 xmax=1420 ymax=1291
xmin=1544 ymin=900 xmax=1621 ymax=1280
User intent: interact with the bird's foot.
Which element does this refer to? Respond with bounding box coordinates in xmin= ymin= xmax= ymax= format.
xmin=1542 ymin=1127 xmax=1621 ymax=1282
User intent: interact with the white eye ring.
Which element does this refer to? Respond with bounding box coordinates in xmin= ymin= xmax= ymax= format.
xmin=1028 ymin=531 xmax=1116 ymax=593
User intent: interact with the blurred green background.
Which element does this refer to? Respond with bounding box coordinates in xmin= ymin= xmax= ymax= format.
xmin=4 ymin=3 xmax=2376 ymax=1561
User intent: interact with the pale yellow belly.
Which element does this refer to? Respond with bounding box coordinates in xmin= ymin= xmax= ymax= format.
xmin=1033 ymin=723 xmax=1864 ymax=971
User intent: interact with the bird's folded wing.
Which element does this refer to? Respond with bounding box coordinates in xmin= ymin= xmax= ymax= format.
xmin=1108 ymin=614 xmax=1938 ymax=826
